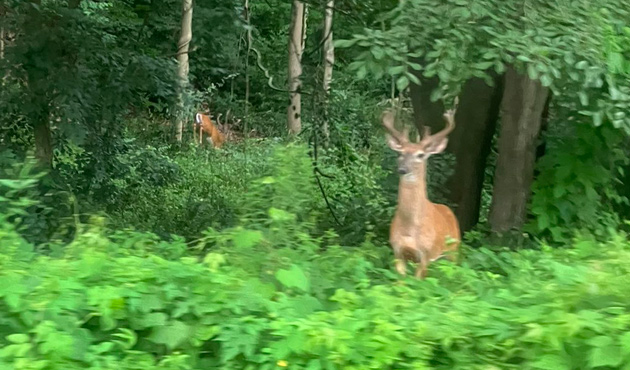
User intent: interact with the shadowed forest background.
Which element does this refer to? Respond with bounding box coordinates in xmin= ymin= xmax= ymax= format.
xmin=2 ymin=0 xmax=630 ymax=369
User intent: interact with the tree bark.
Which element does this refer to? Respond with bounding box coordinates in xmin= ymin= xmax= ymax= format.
xmin=321 ymin=0 xmax=334 ymax=143
xmin=244 ymin=0 xmax=251 ymax=135
xmin=489 ymin=66 xmax=550 ymax=233
xmin=175 ymin=0 xmax=193 ymax=142
xmin=0 ymin=27 xmax=5 ymax=60
xmin=34 ymin=120 xmax=53 ymax=168
xmin=287 ymin=0 xmax=306 ymax=135
xmin=409 ymin=75 xmax=502 ymax=232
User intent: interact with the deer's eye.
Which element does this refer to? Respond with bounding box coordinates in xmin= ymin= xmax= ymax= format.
xmin=416 ymin=153 xmax=426 ymax=159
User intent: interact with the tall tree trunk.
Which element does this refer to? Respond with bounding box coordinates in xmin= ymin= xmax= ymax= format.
xmin=446 ymin=77 xmax=502 ymax=231
xmin=287 ymin=0 xmax=306 ymax=135
xmin=409 ymin=75 xmax=502 ymax=232
xmin=535 ymin=94 xmax=552 ymax=162
xmin=321 ymin=0 xmax=334 ymax=143
xmin=408 ymin=76 xmax=444 ymax=132
xmin=175 ymin=0 xmax=193 ymax=142
xmin=34 ymin=120 xmax=53 ymax=168
xmin=0 ymin=27 xmax=4 ymax=60
xmin=489 ymin=66 xmax=550 ymax=233
xmin=244 ymin=0 xmax=251 ymax=136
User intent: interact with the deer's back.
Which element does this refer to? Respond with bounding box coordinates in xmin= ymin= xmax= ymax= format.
xmin=202 ymin=120 xmax=225 ymax=147
xmin=430 ymin=203 xmax=460 ymax=255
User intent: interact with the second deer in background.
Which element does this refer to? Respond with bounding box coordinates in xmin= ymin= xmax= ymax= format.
xmin=382 ymin=99 xmax=461 ymax=279
xmin=194 ymin=112 xmax=225 ymax=148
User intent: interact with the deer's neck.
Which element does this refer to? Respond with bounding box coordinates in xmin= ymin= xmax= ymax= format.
xmin=396 ymin=165 xmax=429 ymax=220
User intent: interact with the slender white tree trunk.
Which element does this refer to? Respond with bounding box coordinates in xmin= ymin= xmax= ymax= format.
xmin=287 ymin=0 xmax=306 ymax=135
xmin=321 ymin=0 xmax=334 ymax=142
xmin=0 ymin=27 xmax=5 ymax=60
xmin=244 ymin=0 xmax=252 ymax=135
xmin=175 ymin=0 xmax=193 ymax=142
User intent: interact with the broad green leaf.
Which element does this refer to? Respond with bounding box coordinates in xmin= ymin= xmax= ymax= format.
xmin=6 ymin=334 xmax=29 ymax=344
xmin=532 ymin=354 xmax=570 ymax=370
xmin=387 ymin=65 xmax=405 ymax=75
xmin=269 ymin=208 xmax=296 ymax=222
xmin=589 ymin=345 xmax=622 ymax=368
xmin=148 ymin=321 xmax=190 ymax=350
xmin=396 ymin=75 xmax=410 ymax=91
xmin=275 ymin=265 xmax=310 ymax=292
xmin=233 ymin=229 xmax=263 ymax=249
xmin=333 ymin=39 xmax=357 ymax=48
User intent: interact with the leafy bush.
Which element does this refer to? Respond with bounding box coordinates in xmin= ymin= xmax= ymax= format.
xmin=528 ymin=120 xmax=628 ymax=242
xmin=104 ymin=139 xmax=280 ymax=239
xmin=3 ymin=197 xmax=630 ymax=369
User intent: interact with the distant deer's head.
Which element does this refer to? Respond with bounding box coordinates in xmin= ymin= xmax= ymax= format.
xmin=382 ymin=100 xmax=458 ymax=177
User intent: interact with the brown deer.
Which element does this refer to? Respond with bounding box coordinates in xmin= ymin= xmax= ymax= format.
xmin=382 ymin=100 xmax=461 ymax=279
xmin=194 ymin=112 xmax=226 ymax=148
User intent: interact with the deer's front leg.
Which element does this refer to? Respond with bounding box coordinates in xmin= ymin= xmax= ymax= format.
xmin=414 ymin=249 xmax=428 ymax=279
xmin=393 ymin=246 xmax=407 ymax=276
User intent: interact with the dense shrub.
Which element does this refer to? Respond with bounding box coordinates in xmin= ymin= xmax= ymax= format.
xmin=2 ymin=205 xmax=630 ymax=369
xmin=3 ymin=159 xmax=630 ymax=369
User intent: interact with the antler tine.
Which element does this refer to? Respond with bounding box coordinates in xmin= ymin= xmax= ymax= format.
xmin=421 ymin=126 xmax=431 ymax=140
xmin=434 ymin=96 xmax=459 ymax=139
xmin=381 ymin=109 xmax=408 ymax=144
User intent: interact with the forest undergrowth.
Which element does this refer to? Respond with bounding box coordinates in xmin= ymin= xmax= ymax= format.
xmin=2 ymin=143 xmax=630 ymax=370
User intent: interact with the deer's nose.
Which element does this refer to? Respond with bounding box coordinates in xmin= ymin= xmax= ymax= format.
xmin=398 ymin=167 xmax=409 ymax=175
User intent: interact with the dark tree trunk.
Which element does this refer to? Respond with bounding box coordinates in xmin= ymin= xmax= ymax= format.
xmin=489 ymin=66 xmax=550 ymax=233
xmin=408 ymin=76 xmax=443 ymax=132
xmin=535 ymin=94 xmax=551 ymax=162
xmin=409 ymin=74 xmax=502 ymax=232
xmin=447 ymin=77 xmax=503 ymax=231
xmin=34 ymin=120 xmax=53 ymax=168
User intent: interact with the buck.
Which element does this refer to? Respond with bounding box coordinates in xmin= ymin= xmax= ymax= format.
xmin=382 ymin=101 xmax=461 ymax=279
xmin=194 ymin=112 xmax=226 ymax=148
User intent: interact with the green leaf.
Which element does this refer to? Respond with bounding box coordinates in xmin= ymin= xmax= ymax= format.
xmin=387 ymin=65 xmax=405 ymax=75
xmin=233 ymin=229 xmax=263 ymax=248
xmin=356 ymin=65 xmax=367 ymax=80
xmin=575 ymin=60 xmax=588 ymax=69
xmin=621 ymin=332 xmax=630 ymax=355
xmin=474 ymin=61 xmax=494 ymax=70
xmin=333 ymin=39 xmax=357 ymax=48
xmin=396 ymin=75 xmax=410 ymax=91
xmin=406 ymin=72 xmax=420 ymax=85
xmin=148 ymin=321 xmax=190 ymax=350
xmin=532 ymin=354 xmax=569 ymax=370
xmin=6 ymin=334 xmax=29 ymax=344
xmin=407 ymin=62 xmax=423 ymax=71
xmin=540 ymin=74 xmax=552 ymax=87
xmin=537 ymin=213 xmax=550 ymax=231
xmin=589 ymin=344 xmax=623 ymax=368
xmin=269 ymin=208 xmax=296 ymax=222
xmin=527 ymin=64 xmax=539 ymax=80
xmin=275 ymin=265 xmax=310 ymax=292
xmin=593 ymin=111 xmax=603 ymax=126
xmin=370 ymin=47 xmax=385 ymax=60
xmin=578 ymin=91 xmax=589 ymax=106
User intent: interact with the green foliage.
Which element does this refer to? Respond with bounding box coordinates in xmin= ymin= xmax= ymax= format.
xmin=338 ymin=0 xmax=630 ymax=131
xmin=528 ymin=120 xmax=628 ymax=242
xmin=3 ymin=190 xmax=630 ymax=369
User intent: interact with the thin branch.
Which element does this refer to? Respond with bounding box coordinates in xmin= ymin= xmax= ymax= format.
xmin=251 ymin=44 xmax=311 ymax=95
xmin=311 ymin=128 xmax=341 ymax=226
xmin=303 ymin=26 xmax=332 ymax=58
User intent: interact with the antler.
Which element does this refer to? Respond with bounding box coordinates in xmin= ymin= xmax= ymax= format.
xmin=421 ymin=97 xmax=459 ymax=143
xmin=381 ymin=109 xmax=409 ymax=144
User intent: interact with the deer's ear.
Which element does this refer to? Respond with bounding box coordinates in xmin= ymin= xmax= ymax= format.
xmin=386 ymin=134 xmax=403 ymax=152
xmin=425 ymin=137 xmax=448 ymax=154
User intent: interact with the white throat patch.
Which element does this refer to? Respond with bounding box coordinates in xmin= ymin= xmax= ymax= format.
xmin=401 ymin=174 xmax=418 ymax=182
